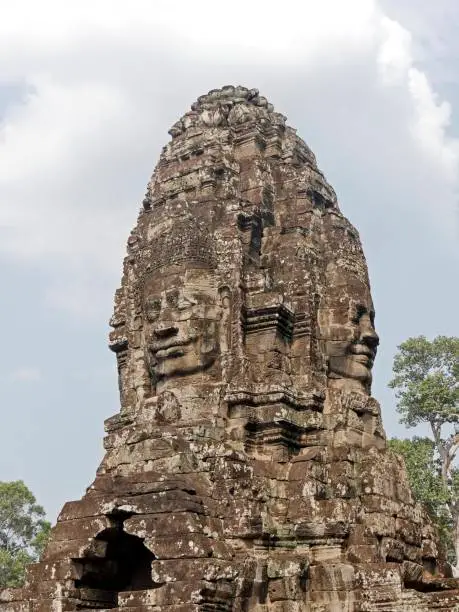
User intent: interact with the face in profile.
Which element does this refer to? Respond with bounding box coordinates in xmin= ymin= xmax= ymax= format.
xmin=320 ymin=280 xmax=379 ymax=392
xmin=143 ymin=265 xmax=220 ymax=382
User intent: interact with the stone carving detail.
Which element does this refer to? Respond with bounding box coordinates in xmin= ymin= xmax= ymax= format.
xmin=143 ymin=262 xmax=223 ymax=385
xmin=320 ymin=280 xmax=379 ymax=394
xmin=3 ymin=87 xmax=459 ymax=611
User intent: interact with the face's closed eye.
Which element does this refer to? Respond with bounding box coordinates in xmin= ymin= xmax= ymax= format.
xmin=145 ymin=297 xmax=161 ymax=322
xmin=145 ymin=289 xmax=196 ymax=322
xmin=370 ymin=310 xmax=375 ymax=327
xmin=177 ymin=293 xmax=197 ymax=311
xmin=165 ymin=289 xmax=179 ymax=308
xmin=351 ymin=304 xmax=367 ymax=325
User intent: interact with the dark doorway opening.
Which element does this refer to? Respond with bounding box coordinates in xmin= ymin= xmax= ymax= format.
xmin=75 ymin=525 xmax=155 ymax=608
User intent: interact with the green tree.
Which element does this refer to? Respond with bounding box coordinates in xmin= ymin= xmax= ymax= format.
xmin=0 ymin=481 xmax=51 ymax=587
xmin=389 ymin=335 xmax=459 ymax=571
xmin=388 ymin=437 xmax=453 ymax=556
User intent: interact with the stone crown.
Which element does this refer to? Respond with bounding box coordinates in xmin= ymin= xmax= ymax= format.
xmin=168 ymin=84 xmax=292 ymax=141
xmin=191 ymin=85 xmax=275 ymax=112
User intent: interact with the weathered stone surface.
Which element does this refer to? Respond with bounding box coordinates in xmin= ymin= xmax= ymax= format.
xmin=2 ymin=85 xmax=459 ymax=610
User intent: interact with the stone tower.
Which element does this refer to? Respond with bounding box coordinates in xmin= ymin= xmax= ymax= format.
xmin=2 ymin=86 xmax=459 ymax=611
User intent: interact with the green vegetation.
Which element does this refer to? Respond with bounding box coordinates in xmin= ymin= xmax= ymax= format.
xmin=389 ymin=335 xmax=459 ymax=569
xmin=0 ymin=481 xmax=50 ymax=587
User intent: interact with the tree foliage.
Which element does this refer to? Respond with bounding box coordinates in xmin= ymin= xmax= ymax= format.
xmin=0 ymin=481 xmax=51 ymax=588
xmin=389 ymin=335 xmax=459 ymax=568
xmin=390 ymin=335 xmax=459 ymax=430
xmin=388 ymin=437 xmax=453 ymax=556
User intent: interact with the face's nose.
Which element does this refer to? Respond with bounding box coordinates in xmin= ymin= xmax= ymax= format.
xmin=153 ymin=324 xmax=179 ymax=339
xmin=359 ymin=315 xmax=379 ymax=350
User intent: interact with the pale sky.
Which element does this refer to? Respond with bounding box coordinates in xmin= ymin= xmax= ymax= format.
xmin=0 ymin=0 xmax=458 ymax=522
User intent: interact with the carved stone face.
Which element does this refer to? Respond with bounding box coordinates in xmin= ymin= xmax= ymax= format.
xmin=320 ymin=279 xmax=379 ymax=392
xmin=143 ymin=265 xmax=220 ymax=382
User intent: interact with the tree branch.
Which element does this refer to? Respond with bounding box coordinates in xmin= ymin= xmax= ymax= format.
xmin=445 ymin=433 xmax=459 ymax=479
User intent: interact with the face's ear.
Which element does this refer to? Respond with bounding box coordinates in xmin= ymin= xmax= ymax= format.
xmin=218 ymin=285 xmax=231 ymax=308
xmin=218 ymin=286 xmax=232 ymax=354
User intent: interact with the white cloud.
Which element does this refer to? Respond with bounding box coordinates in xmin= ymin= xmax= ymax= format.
xmin=10 ymin=367 xmax=42 ymax=383
xmin=0 ymin=0 xmax=457 ymax=317
xmin=407 ymin=69 xmax=459 ymax=179
xmin=380 ymin=0 xmax=459 ymax=84
xmin=378 ymin=16 xmax=413 ymax=84
xmin=378 ymin=16 xmax=459 ymax=180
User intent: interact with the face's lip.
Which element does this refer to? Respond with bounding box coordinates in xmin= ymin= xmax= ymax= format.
xmin=350 ymin=343 xmax=376 ymax=363
xmin=352 ymin=354 xmax=372 ymax=365
xmin=151 ymin=336 xmax=195 ymax=358
xmin=155 ymin=345 xmax=186 ymax=359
